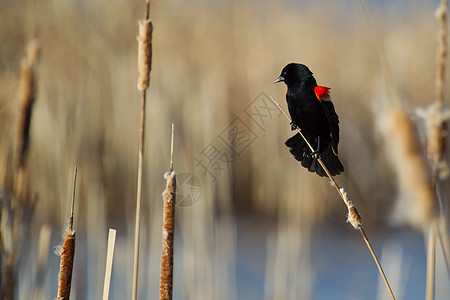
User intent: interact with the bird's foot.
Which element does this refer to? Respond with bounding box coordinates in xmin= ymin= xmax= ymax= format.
xmin=308 ymin=148 xmax=320 ymax=159
xmin=290 ymin=121 xmax=298 ymax=131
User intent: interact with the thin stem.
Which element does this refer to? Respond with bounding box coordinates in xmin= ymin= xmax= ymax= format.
xmin=69 ymin=166 xmax=77 ymax=232
xmin=436 ymin=219 xmax=450 ymax=278
xmin=359 ymin=227 xmax=395 ymax=300
xmin=132 ymin=1 xmax=153 ymax=296
xmin=269 ymin=95 xmax=396 ymax=300
xmin=426 ymin=223 xmax=437 ymax=300
xmin=145 ymin=0 xmax=150 ymax=20
xmin=132 ymin=89 xmax=147 ymax=300
xmin=169 ymin=123 xmax=174 ymax=173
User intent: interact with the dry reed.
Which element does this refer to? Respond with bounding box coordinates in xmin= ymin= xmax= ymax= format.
xmin=56 ymin=167 xmax=77 ymax=300
xmin=132 ymin=1 xmax=153 ymax=299
xmin=357 ymin=4 xmax=446 ymax=298
xmin=102 ymin=228 xmax=117 ymax=300
xmin=426 ymin=222 xmax=437 ymax=300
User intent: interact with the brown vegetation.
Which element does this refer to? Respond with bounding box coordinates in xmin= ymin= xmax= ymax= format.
xmin=0 ymin=0 xmax=448 ymax=299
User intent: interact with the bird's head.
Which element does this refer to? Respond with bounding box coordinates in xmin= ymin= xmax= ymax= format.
xmin=274 ymin=63 xmax=315 ymax=87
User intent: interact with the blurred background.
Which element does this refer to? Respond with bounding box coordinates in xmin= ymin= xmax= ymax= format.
xmin=1 ymin=0 xmax=449 ymax=299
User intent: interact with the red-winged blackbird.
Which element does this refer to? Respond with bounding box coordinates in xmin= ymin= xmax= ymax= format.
xmin=275 ymin=63 xmax=344 ymax=177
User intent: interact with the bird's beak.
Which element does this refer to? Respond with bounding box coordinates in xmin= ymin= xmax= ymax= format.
xmin=274 ymin=75 xmax=284 ymax=83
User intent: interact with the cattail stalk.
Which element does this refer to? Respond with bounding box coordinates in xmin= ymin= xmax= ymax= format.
xmin=57 ymin=167 xmax=77 ymax=300
xmin=160 ymin=124 xmax=176 ymax=300
xmin=424 ymin=1 xmax=449 ymax=298
xmin=269 ymin=96 xmax=396 ymax=300
xmin=131 ymin=83 xmax=145 ymax=300
xmin=132 ymin=2 xmax=153 ymax=300
xmin=416 ymin=0 xmax=450 ymax=181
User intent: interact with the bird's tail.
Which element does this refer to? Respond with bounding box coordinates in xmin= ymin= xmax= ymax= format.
xmin=285 ymin=133 xmax=344 ymax=177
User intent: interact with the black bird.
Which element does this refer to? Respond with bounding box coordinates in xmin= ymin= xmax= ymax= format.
xmin=275 ymin=63 xmax=344 ymax=177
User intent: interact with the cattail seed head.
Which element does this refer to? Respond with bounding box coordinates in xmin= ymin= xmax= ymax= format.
xmin=416 ymin=103 xmax=450 ymax=179
xmin=160 ymin=171 xmax=176 ymax=300
xmin=347 ymin=206 xmax=362 ymax=229
xmin=15 ymin=56 xmax=37 ymax=169
xmin=340 ymin=188 xmax=362 ymax=229
xmin=26 ymin=39 xmax=41 ymax=66
xmin=57 ymin=230 xmax=76 ymax=300
xmin=389 ymin=110 xmax=436 ymax=227
xmin=137 ymin=20 xmax=153 ymax=91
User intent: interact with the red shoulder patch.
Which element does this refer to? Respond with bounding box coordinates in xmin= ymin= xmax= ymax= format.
xmin=314 ymin=86 xmax=331 ymax=102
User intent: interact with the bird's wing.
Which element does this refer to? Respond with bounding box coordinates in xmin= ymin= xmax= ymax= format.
xmin=314 ymin=86 xmax=340 ymax=154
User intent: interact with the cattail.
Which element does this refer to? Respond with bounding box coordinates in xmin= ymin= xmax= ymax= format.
xmin=414 ymin=0 xmax=450 ymax=180
xmin=160 ymin=171 xmax=176 ymax=300
xmin=415 ymin=103 xmax=450 ymax=180
xmin=340 ymin=188 xmax=362 ymax=229
xmin=435 ymin=0 xmax=447 ymax=107
xmin=160 ymin=124 xmax=176 ymax=300
xmin=15 ymin=40 xmax=40 ymax=169
xmin=15 ymin=62 xmax=35 ymax=168
xmin=388 ymin=109 xmax=436 ymax=227
xmin=2 ymin=40 xmax=40 ymax=300
xmin=137 ymin=20 xmax=153 ymax=91
xmin=56 ymin=167 xmax=77 ymax=300
xmin=26 ymin=39 xmax=41 ymax=66
xmin=132 ymin=8 xmax=154 ymax=300
xmin=56 ymin=230 xmax=76 ymax=300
